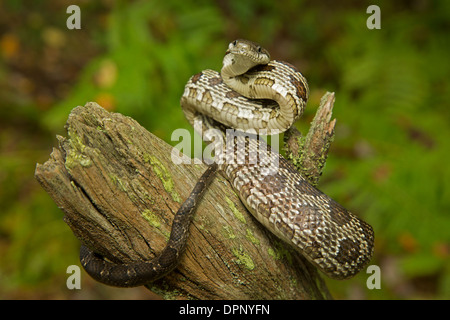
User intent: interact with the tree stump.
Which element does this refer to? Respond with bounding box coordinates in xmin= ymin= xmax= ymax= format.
xmin=35 ymin=100 xmax=336 ymax=299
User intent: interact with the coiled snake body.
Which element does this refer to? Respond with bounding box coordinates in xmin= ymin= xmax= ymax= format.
xmin=80 ymin=39 xmax=374 ymax=286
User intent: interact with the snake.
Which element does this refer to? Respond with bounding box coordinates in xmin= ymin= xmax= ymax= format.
xmin=80 ymin=39 xmax=374 ymax=287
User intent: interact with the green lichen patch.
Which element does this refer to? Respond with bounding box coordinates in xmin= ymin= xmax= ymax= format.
xmin=67 ymin=128 xmax=86 ymax=153
xmin=222 ymin=225 xmax=236 ymax=240
xmin=144 ymin=154 xmax=181 ymax=203
xmin=109 ymin=174 xmax=128 ymax=192
xmin=267 ymin=240 xmax=293 ymax=265
xmin=232 ymin=246 xmax=255 ymax=271
xmin=245 ymin=228 xmax=260 ymax=245
xmin=64 ymin=128 xmax=93 ymax=170
xmin=285 ymin=134 xmax=306 ymax=169
xmin=141 ymin=209 xmax=170 ymax=240
xmin=141 ymin=209 xmax=161 ymax=228
xmin=96 ymin=125 xmax=107 ymax=133
xmin=225 ymin=196 xmax=246 ymax=224
xmin=65 ymin=150 xmax=92 ymax=170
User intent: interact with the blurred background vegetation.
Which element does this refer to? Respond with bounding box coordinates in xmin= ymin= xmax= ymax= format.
xmin=0 ymin=0 xmax=449 ymax=299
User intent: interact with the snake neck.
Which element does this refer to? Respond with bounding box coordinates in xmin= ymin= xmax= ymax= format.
xmin=221 ymin=53 xmax=255 ymax=80
xmin=221 ymin=53 xmax=270 ymax=101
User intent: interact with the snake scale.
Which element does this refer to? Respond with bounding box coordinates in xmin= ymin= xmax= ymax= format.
xmin=80 ymin=39 xmax=374 ymax=287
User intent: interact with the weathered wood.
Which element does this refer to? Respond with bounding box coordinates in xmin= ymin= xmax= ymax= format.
xmin=284 ymin=92 xmax=336 ymax=187
xmin=35 ymin=101 xmax=334 ymax=299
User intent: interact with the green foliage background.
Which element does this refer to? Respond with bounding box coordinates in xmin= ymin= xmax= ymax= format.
xmin=0 ymin=0 xmax=449 ymax=299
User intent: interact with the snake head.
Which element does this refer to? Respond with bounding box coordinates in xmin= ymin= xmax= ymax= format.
xmin=224 ymin=39 xmax=271 ymax=74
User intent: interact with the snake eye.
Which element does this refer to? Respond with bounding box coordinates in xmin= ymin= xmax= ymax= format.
xmin=256 ymin=46 xmax=262 ymax=53
xmin=232 ymin=40 xmax=237 ymax=46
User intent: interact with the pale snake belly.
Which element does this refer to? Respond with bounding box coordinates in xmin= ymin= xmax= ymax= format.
xmin=80 ymin=39 xmax=374 ymax=286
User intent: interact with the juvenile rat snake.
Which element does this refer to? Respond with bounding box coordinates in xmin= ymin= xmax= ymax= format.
xmin=80 ymin=39 xmax=374 ymax=287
